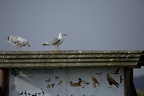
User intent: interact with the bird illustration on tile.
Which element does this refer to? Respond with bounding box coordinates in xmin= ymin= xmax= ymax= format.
xmin=51 ymin=83 xmax=55 ymax=88
xmin=45 ymin=78 xmax=51 ymax=88
xmin=78 ymin=78 xmax=89 ymax=85
xmin=120 ymin=75 xmax=123 ymax=84
xmin=111 ymin=68 xmax=120 ymax=74
xmin=41 ymin=88 xmax=45 ymax=95
xmin=78 ymin=78 xmax=89 ymax=88
xmin=45 ymin=78 xmax=51 ymax=83
xmin=92 ymin=76 xmax=100 ymax=88
xmin=19 ymin=91 xmax=23 ymax=95
xmin=24 ymin=90 xmax=27 ymax=96
xmin=57 ymin=80 xmax=63 ymax=87
xmin=69 ymin=78 xmax=81 ymax=87
xmin=28 ymin=93 xmax=31 ymax=95
xmin=107 ymin=73 xmax=119 ymax=88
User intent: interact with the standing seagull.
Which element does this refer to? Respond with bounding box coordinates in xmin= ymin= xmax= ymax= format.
xmin=7 ymin=36 xmax=30 ymax=51
xmin=42 ymin=33 xmax=67 ymax=51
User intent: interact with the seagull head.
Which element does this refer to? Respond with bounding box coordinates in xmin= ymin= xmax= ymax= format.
xmin=7 ymin=36 xmax=12 ymax=40
xmin=59 ymin=33 xmax=67 ymax=36
xmin=7 ymin=36 xmax=10 ymax=40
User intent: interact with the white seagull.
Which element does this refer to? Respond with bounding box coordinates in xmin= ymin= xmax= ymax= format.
xmin=42 ymin=33 xmax=67 ymax=51
xmin=7 ymin=36 xmax=30 ymax=51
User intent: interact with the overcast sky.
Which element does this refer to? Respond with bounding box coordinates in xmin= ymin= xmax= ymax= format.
xmin=0 ymin=0 xmax=144 ymax=77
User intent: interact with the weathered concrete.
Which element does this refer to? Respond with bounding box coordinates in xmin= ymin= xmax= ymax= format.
xmin=0 ymin=50 xmax=143 ymax=68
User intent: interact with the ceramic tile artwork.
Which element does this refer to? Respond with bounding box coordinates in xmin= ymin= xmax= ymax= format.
xmin=9 ymin=68 xmax=124 ymax=96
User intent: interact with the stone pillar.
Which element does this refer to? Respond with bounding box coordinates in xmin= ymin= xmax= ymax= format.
xmin=0 ymin=69 xmax=5 ymax=96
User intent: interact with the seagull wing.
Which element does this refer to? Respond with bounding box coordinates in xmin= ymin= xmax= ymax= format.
xmin=48 ymin=37 xmax=60 ymax=45
xmin=9 ymin=36 xmax=19 ymax=45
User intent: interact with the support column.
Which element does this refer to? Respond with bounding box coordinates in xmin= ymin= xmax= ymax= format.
xmin=124 ymin=67 xmax=137 ymax=96
xmin=0 ymin=69 xmax=6 ymax=96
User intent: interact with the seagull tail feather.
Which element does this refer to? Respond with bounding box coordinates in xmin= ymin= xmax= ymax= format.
xmin=42 ymin=43 xmax=51 ymax=46
xmin=42 ymin=43 xmax=47 ymax=46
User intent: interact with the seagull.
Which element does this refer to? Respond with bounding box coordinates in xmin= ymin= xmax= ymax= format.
xmin=7 ymin=36 xmax=30 ymax=51
xmin=42 ymin=33 xmax=67 ymax=51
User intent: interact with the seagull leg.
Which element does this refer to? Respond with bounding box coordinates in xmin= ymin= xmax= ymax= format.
xmin=55 ymin=45 xmax=61 ymax=52
xmin=54 ymin=45 xmax=58 ymax=52
xmin=57 ymin=45 xmax=61 ymax=52
xmin=55 ymin=45 xmax=58 ymax=51
xmin=16 ymin=45 xmax=20 ymax=51
xmin=57 ymin=45 xmax=60 ymax=51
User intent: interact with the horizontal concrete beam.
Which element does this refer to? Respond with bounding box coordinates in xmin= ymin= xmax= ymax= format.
xmin=0 ymin=50 xmax=143 ymax=68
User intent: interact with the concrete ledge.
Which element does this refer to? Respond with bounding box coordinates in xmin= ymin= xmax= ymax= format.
xmin=0 ymin=50 xmax=143 ymax=68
